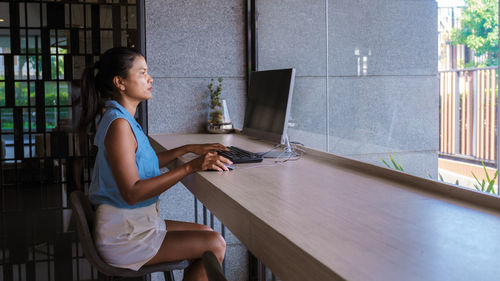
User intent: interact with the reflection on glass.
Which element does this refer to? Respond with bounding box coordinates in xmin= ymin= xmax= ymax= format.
xmin=0 ymin=82 xmax=5 ymax=106
xmin=15 ymin=82 xmax=28 ymax=106
xmin=1 ymin=134 xmax=13 ymax=159
xmin=27 ymin=3 xmax=41 ymax=27
xmin=45 ymin=82 xmax=57 ymax=106
xmin=50 ymin=30 xmax=57 ymax=54
xmin=60 ymin=107 xmax=70 ymax=127
xmin=30 ymin=108 xmax=36 ymax=134
xmin=100 ymin=5 xmax=113 ymax=28
xmin=0 ymin=56 xmax=4 ymax=79
xmin=73 ymin=56 xmax=85 ymax=80
xmin=45 ymin=107 xmax=57 ymax=130
xmin=79 ymin=30 xmax=93 ymax=54
xmin=28 ymin=56 xmax=42 ymax=80
xmin=51 ymin=56 xmax=57 ymax=79
xmin=86 ymin=5 xmax=92 ymax=28
xmin=28 ymin=29 xmax=42 ymax=53
xmin=50 ymin=56 xmax=65 ymax=80
xmin=128 ymin=6 xmax=137 ymax=29
xmin=14 ymin=56 xmax=28 ymax=79
xmin=65 ymin=3 xmax=70 ymax=28
xmin=121 ymin=6 xmax=127 ymax=29
xmin=0 ymin=30 xmax=11 ymax=53
xmin=79 ymin=30 xmax=86 ymax=54
xmin=1 ymin=108 xmax=13 ymax=132
xmin=19 ymin=3 xmax=26 ymax=27
xmin=59 ymin=82 xmax=70 ymax=106
xmin=41 ymin=3 xmax=47 ymax=27
xmin=71 ymin=4 xmax=84 ymax=28
xmin=57 ymin=30 xmax=70 ymax=54
xmin=20 ymin=30 xmax=27 ymax=54
xmin=30 ymin=82 xmax=36 ymax=106
xmin=121 ymin=31 xmax=128 ymax=47
xmin=0 ymin=3 xmax=9 ymax=27
xmin=23 ymin=108 xmax=30 ymax=132
xmin=128 ymin=0 xmax=136 ymax=4
xmin=59 ymin=55 xmax=65 ymax=80
xmin=101 ymin=31 xmax=113 ymax=53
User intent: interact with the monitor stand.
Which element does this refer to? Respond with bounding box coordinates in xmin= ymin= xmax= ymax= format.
xmin=260 ymin=135 xmax=297 ymax=158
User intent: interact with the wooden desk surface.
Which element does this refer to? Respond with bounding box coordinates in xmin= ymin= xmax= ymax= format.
xmin=150 ymin=133 xmax=500 ymax=281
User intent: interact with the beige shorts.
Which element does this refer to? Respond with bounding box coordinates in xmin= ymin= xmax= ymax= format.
xmin=94 ymin=202 xmax=166 ymax=271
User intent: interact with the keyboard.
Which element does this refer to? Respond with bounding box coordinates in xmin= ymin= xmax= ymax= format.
xmin=217 ymin=146 xmax=263 ymax=163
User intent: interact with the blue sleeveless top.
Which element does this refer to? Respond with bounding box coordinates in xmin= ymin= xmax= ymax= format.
xmin=89 ymin=100 xmax=160 ymax=209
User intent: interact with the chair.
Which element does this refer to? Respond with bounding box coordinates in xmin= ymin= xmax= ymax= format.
xmin=70 ymin=191 xmax=190 ymax=281
xmin=202 ymin=251 xmax=229 ymax=281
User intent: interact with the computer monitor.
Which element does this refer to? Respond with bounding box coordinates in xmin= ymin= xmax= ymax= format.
xmin=243 ymin=68 xmax=296 ymax=145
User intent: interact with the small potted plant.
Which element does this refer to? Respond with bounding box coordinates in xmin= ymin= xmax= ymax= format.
xmin=207 ymin=77 xmax=233 ymax=133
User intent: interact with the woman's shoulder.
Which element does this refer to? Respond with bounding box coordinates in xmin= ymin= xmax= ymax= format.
xmin=95 ymin=108 xmax=131 ymax=143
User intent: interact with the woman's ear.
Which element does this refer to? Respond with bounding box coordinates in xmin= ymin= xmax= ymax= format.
xmin=113 ymin=76 xmax=126 ymax=92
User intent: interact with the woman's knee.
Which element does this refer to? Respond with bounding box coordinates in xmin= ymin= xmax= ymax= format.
xmin=199 ymin=224 xmax=213 ymax=231
xmin=209 ymin=232 xmax=226 ymax=262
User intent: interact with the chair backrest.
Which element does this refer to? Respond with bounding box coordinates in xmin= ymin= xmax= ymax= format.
xmin=70 ymin=190 xmax=132 ymax=276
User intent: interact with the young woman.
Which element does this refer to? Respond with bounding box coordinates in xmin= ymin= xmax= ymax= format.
xmin=78 ymin=47 xmax=231 ymax=281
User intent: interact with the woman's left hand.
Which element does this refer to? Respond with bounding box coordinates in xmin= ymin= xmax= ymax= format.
xmin=187 ymin=143 xmax=229 ymax=155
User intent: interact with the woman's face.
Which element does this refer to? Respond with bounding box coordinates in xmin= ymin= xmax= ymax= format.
xmin=121 ymin=56 xmax=153 ymax=101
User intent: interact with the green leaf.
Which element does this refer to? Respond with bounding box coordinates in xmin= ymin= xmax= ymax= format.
xmin=482 ymin=162 xmax=491 ymax=183
xmin=381 ymin=159 xmax=391 ymax=169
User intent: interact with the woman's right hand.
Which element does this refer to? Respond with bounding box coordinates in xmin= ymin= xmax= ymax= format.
xmin=188 ymin=152 xmax=233 ymax=172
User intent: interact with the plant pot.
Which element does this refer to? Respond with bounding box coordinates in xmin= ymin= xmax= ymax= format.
xmin=207 ymin=122 xmax=233 ymax=134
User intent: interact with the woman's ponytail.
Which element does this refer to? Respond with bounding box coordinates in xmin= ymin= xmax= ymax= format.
xmin=77 ymin=63 xmax=103 ymax=135
xmin=76 ymin=47 xmax=143 ymax=135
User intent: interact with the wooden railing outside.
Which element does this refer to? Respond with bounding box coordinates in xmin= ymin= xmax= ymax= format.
xmin=440 ymin=67 xmax=498 ymax=163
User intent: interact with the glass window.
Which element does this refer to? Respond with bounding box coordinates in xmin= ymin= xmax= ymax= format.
xmin=0 ymin=30 xmax=10 ymax=54
xmin=14 ymin=56 xmax=28 ymax=79
xmin=59 ymin=82 xmax=70 ymax=106
xmin=45 ymin=107 xmax=57 ymax=130
xmin=101 ymin=30 xmax=113 ymax=53
xmin=0 ymin=3 xmax=9 ymax=28
xmin=256 ymin=0 xmax=499 ymax=195
xmin=27 ymin=3 xmax=41 ymax=28
xmin=15 ymin=82 xmax=28 ymax=106
xmin=28 ymin=29 xmax=42 ymax=54
xmin=1 ymin=108 xmax=13 ymax=132
xmin=71 ymin=4 xmax=84 ymax=28
xmin=28 ymin=55 xmax=42 ymax=80
xmin=0 ymin=56 xmax=4 ymax=79
xmin=100 ymin=5 xmax=113 ymax=28
xmin=0 ymin=81 xmax=5 ymax=106
xmin=45 ymin=82 xmax=57 ymax=106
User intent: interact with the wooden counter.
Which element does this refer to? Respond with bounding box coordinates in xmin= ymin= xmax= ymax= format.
xmin=150 ymin=133 xmax=500 ymax=281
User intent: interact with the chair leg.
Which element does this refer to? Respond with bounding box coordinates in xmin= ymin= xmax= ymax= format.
xmin=164 ymin=271 xmax=175 ymax=281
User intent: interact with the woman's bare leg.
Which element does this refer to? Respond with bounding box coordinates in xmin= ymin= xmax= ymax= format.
xmin=144 ymin=220 xmax=226 ymax=281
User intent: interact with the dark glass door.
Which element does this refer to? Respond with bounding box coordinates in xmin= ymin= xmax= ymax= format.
xmin=0 ymin=1 xmax=143 ymax=280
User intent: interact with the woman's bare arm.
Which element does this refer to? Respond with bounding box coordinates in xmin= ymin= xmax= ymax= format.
xmin=156 ymin=144 xmax=229 ymax=168
xmin=105 ymin=119 xmax=231 ymax=205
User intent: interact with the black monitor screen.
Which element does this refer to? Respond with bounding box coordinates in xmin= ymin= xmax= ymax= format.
xmin=243 ymin=68 xmax=295 ymax=144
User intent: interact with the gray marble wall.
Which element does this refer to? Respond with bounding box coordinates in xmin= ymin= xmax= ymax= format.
xmin=258 ymin=0 xmax=439 ymax=178
xmin=145 ymin=0 xmax=248 ymax=280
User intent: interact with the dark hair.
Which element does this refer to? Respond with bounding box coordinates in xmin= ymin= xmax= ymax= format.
xmin=77 ymin=47 xmax=143 ymax=134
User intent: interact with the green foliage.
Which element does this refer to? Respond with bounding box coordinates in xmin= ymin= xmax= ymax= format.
xmin=471 ymin=161 xmax=498 ymax=194
xmin=450 ymin=0 xmax=499 ymax=66
xmin=381 ymin=154 xmax=404 ymax=172
xmin=208 ymin=77 xmax=223 ymax=124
